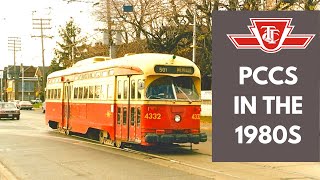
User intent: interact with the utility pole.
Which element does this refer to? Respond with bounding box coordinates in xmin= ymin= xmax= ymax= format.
xmin=32 ymin=18 xmax=52 ymax=100
xmin=95 ymin=0 xmax=114 ymax=58
xmin=187 ymin=0 xmax=197 ymax=63
xmin=94 ymin=0 xmax=113 ymax=57
xmin=21 ymin=63 xmax=24 ymax=101
xmin=192 ymin=1 xmax=197 ymax=63
xmin=192 ymin=2 xmax=196 ymax=63
xmin=106 ymin=0 xmax=113 ymax=58
xmin=0 ymin=70 xmax=3 ymax=101
xmin=8 ymin=37 xmax=21 ymax=100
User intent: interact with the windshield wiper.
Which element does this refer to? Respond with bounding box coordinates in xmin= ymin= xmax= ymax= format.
xmin=175 ymin=85 xmax=192 ymax=103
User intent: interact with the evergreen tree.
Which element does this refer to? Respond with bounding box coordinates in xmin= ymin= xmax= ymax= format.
xmin=53 ymin=18 xmax=86 ymax=69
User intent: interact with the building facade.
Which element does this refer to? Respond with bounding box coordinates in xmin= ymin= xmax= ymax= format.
xmin=1 ymin=65 xmax=48 ymax=102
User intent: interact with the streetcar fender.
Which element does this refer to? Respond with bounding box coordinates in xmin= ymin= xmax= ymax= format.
xmin=199 ymin=133 xmax=207 ymax=142
xmin=145 ymin=134 xmax=159 ymax=143
xmin=145 ymin=133 xmax=205 ymax=144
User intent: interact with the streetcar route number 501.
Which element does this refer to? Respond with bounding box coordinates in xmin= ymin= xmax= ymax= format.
xmin=159 ymin=67 xmax=168 ymax=73
xmin=235 ymin=125 xmax=301 ymax=144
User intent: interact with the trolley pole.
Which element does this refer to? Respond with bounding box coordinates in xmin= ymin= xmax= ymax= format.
xmin=8 ymin=37 xmax=21 ymax=100
xmin=32 ymin=18 xmax=52 ymax=100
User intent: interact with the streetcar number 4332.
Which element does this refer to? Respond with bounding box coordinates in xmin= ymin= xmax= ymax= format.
xmin=192 ymin=114 xmax=200 ymax=119
xmin=144 ymin=113 xmax=161 ymax=119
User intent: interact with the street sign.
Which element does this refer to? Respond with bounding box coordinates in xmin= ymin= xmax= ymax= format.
xmin=123 ymin=5 xmax=133 ymax=12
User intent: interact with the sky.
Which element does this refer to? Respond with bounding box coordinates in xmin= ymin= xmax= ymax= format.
xmin=0 ymin=0 xmax=103 ymax=70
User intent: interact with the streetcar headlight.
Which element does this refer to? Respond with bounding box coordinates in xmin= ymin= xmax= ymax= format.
xmin=174 ymin=115 xmax=181 ymax=122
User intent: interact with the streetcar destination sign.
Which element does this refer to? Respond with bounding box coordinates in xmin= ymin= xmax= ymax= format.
xmin=154 ymin=65 xmax=194 ymax=74
xmin=212 ymin=11 xmax=320 ymax=162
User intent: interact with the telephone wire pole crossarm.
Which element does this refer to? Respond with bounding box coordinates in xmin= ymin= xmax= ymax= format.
xmin=8 ymin=37 xmax=21 ymax=100
xmin=32 ymin=18 xmax=52 ymax=100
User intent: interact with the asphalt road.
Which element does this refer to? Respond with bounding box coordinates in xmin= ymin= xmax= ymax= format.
xmin=0 ymin=110 xmax=319 ymax=180
xmin=0 ymin=110 xmax=209 ymax=180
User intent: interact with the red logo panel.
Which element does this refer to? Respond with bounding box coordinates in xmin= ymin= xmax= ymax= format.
xmin=227 ymin=18 xmax=315 ymax=53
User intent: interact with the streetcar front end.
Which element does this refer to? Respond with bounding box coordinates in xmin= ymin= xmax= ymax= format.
xmin=140 ymin=74 xmax=207 ymax=146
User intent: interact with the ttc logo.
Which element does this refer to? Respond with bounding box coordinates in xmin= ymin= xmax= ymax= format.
xmin=227 ymin=18 xmax=315 ymax=53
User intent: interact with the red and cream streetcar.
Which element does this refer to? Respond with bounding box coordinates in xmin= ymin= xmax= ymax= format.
xmin=45 ymin=53 xmax=207 ymax=147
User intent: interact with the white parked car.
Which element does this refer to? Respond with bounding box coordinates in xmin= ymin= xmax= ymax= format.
xmin=31 ymin=98 xmax=42 ymax=104
xmin=18 ymin=101 xmax=33 ymax=110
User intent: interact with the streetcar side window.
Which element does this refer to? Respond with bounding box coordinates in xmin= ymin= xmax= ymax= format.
xmin=64 ymin=87 xmax=67 ymax=99
xmin=138 ymin=80 xmax=142 ymax=99
xmin=95 ymin=85 xmax=101 ymax=99
xmin=130 ymin=107 xmax=135 ymax=126
xmin=74 ymin=87 xmax=78 ymax=99
xmin=123 ymin=107 xmax=127 ymax=125
xmin=101 ymin=85 xmax=107 ymax=100
xmin=137 ymin=107 xmax=141 ymax=126
xmin=124 ymin=80 xmax=128 ymax=99
xmin=69 ymin=86 xmax=72 ymax=99
xmin=89 ymin=86 xmax=94 ymax=99
xmin=131 ymin=80 xmax=135 ymax=99
xmin=53 ymin=89 xmax=57 ymax=99
xmin=83 ymin=86 xmax=88 ymax=99
xmin=107 ymin=84 xmax=113 ymax=99
xmin=50 ymin=89 xmax=53 ymax=99
xmin=79 ymin=87 xmax=84 ymax=99
xmin=118 ymin=80 xmax=122 ymax=99
xmin=57 ymin=89 xmax=61 ymax=99
xmin=117 ymin=107 xmax=121 ymax=124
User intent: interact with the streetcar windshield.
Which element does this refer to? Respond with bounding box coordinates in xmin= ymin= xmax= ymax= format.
xmin=146 ymin=77 xmax=200 ymax=101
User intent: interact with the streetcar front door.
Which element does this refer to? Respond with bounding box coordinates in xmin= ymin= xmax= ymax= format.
xmin=62 ymin=82 xmax=72 ymax=130
xmin=115 ymin=76 xmax=130 ymax=142
xmin=128 ymin=79 xmax=141 ymax=142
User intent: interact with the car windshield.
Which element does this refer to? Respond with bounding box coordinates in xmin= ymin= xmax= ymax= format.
xmin=146 ymin=76 xmax=200 ymax=101
xmin=0 ymin=103 xmax=16 ymax=109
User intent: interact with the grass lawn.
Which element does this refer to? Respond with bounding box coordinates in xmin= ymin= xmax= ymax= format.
xmin=33 ymin=103 xmax=42 ymax=108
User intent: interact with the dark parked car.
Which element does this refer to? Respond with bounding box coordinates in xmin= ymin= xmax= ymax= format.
xmin=0 ymin=102 xmax=20 ymax=120
xmin=18 ymin=101 xmax=33 ymax=110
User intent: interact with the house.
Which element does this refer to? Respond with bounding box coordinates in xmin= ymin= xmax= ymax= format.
xmin=1 ymin=65 xmax=49 ymax=101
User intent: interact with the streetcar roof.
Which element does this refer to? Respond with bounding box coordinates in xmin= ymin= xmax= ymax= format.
xmin=47 ymin=53 xmax=200 ymax=79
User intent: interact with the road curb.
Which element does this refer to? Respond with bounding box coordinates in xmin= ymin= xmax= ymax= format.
xmin=0 ymin=161 xmax=17 ymax=180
